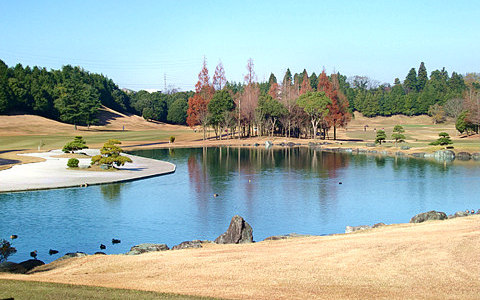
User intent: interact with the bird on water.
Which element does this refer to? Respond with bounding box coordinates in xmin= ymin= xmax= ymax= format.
xmin=100 ymin=244 xmax=106 ymax=250
xmin=30 ymin=250 xmax=38 ymax=260
xmin=112 ymin=239 xmax=121 ymax=244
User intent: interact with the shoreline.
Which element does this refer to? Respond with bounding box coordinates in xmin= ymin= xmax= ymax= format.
xmin=123 ymin=138 xmax=480 ymax=164
xmin=1 ymin=214 xmax=479 ymax=299
xmin=0 ymin=149 xmax=176 ymax=193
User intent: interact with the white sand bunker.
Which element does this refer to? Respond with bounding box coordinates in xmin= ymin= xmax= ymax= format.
xmin=0 ymin=149 xmax=175 ymax=193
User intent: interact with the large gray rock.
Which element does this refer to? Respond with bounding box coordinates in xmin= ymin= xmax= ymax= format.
xmin=172 ymin=240 xmax=210 ymax=250
xmin=0 ymin=262 xmax=27 ymax=274
xmin=456 ymin=152 xmax=471 ymax=161
xmin=410 ymin=211 xmax=447 ymax=223
xmin=345 ymin=225 xmax=372 ymax=233
xmin=19 ymin=259 xmax=45 ymax=272
xmin=215 ymin=215 xmax=253 ymax=244
xmin=54 ymin=252 xmax=89 ymax=262
xmin=126 ymin=243 xmax=169 ymax=255
xmin=433 ymin=150 xmax=455 ymax=161
xmin=449 ymin=211 xmax=470 ymax=219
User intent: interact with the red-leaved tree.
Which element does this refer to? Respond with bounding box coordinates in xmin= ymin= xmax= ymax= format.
xmin=317 ymin=71 xmax=351 ymax=140
xmin=268 ymin=82 xmax=279 ymax=99
xmin=299 ymin=72 xmax=312 ymax=95
xmin=187 ymin=57 xmax=214 ymax=140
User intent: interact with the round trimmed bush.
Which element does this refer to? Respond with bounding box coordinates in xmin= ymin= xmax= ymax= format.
xmin=67 ymin=158 xmax=79 ymax=168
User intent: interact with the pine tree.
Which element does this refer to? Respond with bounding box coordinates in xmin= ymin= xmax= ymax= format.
xmin=283 ymin=68 xmax=292 ymax=85
xmin=309 ymin=72 xmax=318 ymax=91
xmin=417 ymin=62 xmax=428 ymax=91
xmin=404 ymin=68 xmax=418 ymax=93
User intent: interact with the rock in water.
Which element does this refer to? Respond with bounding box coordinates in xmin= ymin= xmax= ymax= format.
xmin=126 ymin=243 xmax=169 ymax=255
xmin=215 ymin=215 xmax=253 ymax=244
xmin=410 ymin=210 xmax=447 ymax=223
xmin=19 ymin=259 xmax=45 ymax=272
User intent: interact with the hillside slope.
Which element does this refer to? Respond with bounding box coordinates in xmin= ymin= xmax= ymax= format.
xmin=0 ymin=107 xmax=186 ymax=136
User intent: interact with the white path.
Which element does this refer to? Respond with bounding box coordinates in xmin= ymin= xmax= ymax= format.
xmin=0 ymin=149 xmax=175 ymax=193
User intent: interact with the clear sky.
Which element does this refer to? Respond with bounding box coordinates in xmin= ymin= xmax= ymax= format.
xmin=1 ymin=0 xmax=479 ymax=91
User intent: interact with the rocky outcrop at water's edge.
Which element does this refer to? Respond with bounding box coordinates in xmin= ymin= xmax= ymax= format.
xmin=215 ymin=215 xmax=253 ymax=244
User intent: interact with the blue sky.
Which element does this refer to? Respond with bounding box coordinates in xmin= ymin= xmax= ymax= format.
xmin=1 ymin=0 xmax=478 ymax=91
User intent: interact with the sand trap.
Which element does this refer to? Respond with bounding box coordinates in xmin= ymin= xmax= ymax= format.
xmin=0 ymin=149 xmax=175 ymax=193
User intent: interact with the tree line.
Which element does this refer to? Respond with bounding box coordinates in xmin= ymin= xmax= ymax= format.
xmin=187 ymin=59 xmax=480 ymax=139
xmin=1 ymin=58 xmax=479 ymax=136
xmin=0 ymin=59 xmax=193 ymax=126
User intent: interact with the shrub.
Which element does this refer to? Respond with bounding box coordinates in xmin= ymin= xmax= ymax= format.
xmin=170 ymin=136 xmax=175 ymax=143
xmin=429 ymin=132 xmax=453 ymax=146
xmin=0 ymin=239 xmax=16 ymax=262
xmin=63 ymin=136 xmax=88 ymax=153
xmin=391 ymin=125 xmax=406 ymax=145
xmin=375 ymin=130 xmax=386 ymax=144
xmin=91 ymin=139 xmax=132 ymax=168
xmin=67 ymin=158 xmax=79 ymax=168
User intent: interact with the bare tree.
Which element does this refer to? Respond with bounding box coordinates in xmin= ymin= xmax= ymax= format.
xmin=444 ymin=98 xmax=464 ymax=119
xmin=213 ymin=61 xmax=227 ymax=90
xmin=279 ymin=79 xmax=299 ymax=137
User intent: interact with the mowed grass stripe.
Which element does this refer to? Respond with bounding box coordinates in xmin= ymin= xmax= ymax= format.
xmin=0 ymin=279 xmax=223 ymax=300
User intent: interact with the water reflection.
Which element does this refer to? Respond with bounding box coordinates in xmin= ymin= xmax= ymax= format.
xmin=100 ymin=183 xmax=125 ymax=201
xmin=1 ymin=147 xmax=479 ymax=263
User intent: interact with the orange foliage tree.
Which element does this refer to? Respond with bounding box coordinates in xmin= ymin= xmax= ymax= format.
xmin=299 ymin=72 xmax=312 ymax=95
xmin=187 ymin=57 xmax=214 ymax=140
xmin=317 ymin=70 xmax=351 ymax=140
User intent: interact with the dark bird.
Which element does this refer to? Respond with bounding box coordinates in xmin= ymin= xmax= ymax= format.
xmin=112 ymin=239 xmax=121 ymax=244
xmin=339 ymin=182 xmax=343 ymax=185
xmin=30 ymin=250 xmax=38 ymax=260
xmin=49 ymin=249 xmax=59 ymax=255
xmin=100 ymin=244 xmax=106 ymax=250
xmin=10 ymin=235 xmax=18 ymax=240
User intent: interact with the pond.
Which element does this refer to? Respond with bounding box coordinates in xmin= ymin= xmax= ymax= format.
xmin=1 ymin=147 xmax=479 ymax=263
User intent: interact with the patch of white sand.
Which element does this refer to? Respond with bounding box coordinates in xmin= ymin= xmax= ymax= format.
xmin=0 ymin=149 xmax=175 ymax=193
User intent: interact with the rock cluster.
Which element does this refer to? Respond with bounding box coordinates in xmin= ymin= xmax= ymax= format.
xmin=0 ymin=259 xmax=45 ymax=274
xmin=410 ymin=211 xmax=448 ymax=223
xmin=126 ymin=243 xmax=169 ymax=255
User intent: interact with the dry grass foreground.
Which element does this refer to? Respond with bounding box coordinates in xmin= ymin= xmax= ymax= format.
xmin=1 ymin=215 xmax=479 ymax=300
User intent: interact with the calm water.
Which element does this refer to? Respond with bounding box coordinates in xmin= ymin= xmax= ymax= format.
xmin=1 ymin=147 xmax=479 ymax=263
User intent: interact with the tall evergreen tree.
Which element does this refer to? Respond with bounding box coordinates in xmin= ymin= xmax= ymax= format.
xmin=417 ymin=62 xmax=428 ymax=91
xmin=404 ymin=68 xmax=418 ymax=93
xmin=268 ymin=73 xmax=277 ymax=85
xmin=283 ymin=68 xmax=292 ymax=85
xmin=309 ymin=72 xmax=318 ymax=91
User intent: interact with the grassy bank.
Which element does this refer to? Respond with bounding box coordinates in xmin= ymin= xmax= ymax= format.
xmin=0 ymin=279 xmax=221 ymax=300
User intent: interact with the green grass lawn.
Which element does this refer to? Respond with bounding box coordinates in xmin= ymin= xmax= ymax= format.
xmin=0 ymin=279 xmax=222 ymax=300
xmin=0 ymin=130 xmax=193 ymax=151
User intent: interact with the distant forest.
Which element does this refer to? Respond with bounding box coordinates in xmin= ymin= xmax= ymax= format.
xmin=0 ymin=59 xmax=479 ymax=136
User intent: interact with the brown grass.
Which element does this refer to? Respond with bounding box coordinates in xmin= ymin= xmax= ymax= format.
xmin=1 ymin=215 xmax=479 ymax=299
